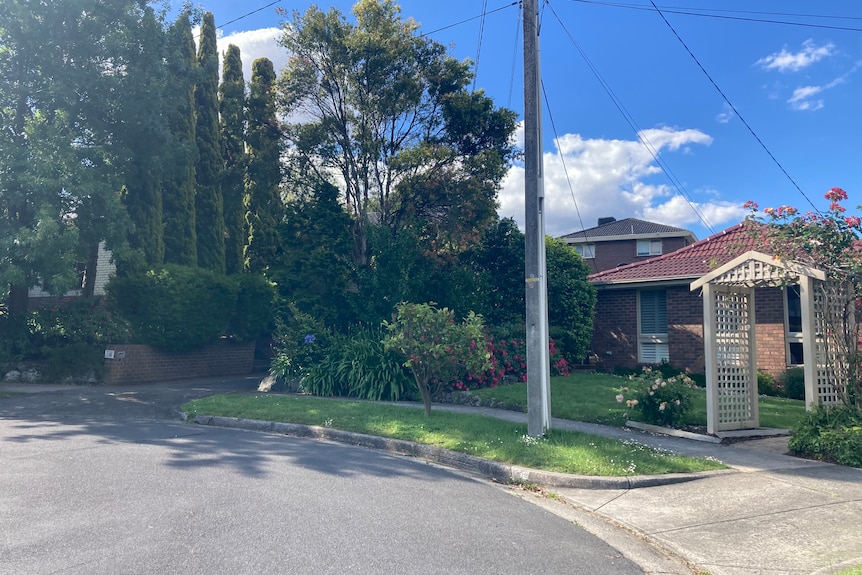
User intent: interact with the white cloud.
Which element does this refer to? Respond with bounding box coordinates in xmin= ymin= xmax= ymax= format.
xmin=194 ymin=26 xmax=286 ymax=82
xmin=715 ymin=102 xmax=734 ymax=124
xmin=787 ymin=73 xmax=849 ymax=111
xmin=497 ymin=127 xmax=745 ymax=237
xmin=218 ymin=27 xmax=287 ymax=82
xmin=757 ymin=39 xmax=834 ymax=73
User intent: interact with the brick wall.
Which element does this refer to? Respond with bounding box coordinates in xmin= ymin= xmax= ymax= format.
xmin=103 ymin=339 xmax=255 ymax=385
xmin=668 ymin=286 xmax=705 ymax=374
xmin=592 ymin=284 xmax=791 ymax=377
xmin=754 ymin=287 xmax=786 ymax=377
xmin=591 ymin=289 xmax=639 ymax=371
xmin=588 ymin=236 xmax=693 ymax=273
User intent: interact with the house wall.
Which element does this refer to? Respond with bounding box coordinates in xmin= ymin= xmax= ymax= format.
xmin=588 ymin=237 xmax=692 ymax=273
xmin=103 ymin=339 xmax=255 ymax=385
xmin=592 ymin=284 xmax=790 ymax=377
xmin=591 ymin=289 xmax=639 ymax=370
xmin=28 ymin=241 xmax=115 ymax=306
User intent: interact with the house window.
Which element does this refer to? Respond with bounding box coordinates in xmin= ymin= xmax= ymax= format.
xmin=575 ymin=243 xmax=595 ymax=259
xmin=636 ymin=239 xmax=662 ymax=256
xmin=638 ymin=289 xmax=669 ymax=363
xmin=785 ymin=285 xmax=803 ymax=365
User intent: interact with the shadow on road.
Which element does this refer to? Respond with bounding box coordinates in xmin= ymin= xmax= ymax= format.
xmin=0 ymin=377 xmax=468 ymax=484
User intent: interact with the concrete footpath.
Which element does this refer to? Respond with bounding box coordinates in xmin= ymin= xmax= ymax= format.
xmin=3 ymin=377 xmax=861 ymax=575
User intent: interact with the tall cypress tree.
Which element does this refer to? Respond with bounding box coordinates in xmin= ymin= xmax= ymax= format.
xmin=246 ymin=57 xmax=283 ymax=273
xmin=194 ymin=11 xmax=225 ymax=272
xmin=121 ymin=6 xmax=167 ymax=267
xmin=162 ymin=12 xmax=198 ymax=266
xmin=220 ymin=44 xmax=247 ymax=275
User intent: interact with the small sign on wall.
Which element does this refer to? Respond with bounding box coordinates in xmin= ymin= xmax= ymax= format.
xmin=104 ymin=349 xmax=115 ymax=359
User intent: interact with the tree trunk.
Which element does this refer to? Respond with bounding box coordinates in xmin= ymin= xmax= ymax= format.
xmin=417 ymin=377 xmax=433 ymax=417
xmin=6 ymin=284 xmax=29 ymax=316
xmin=82 ymin=242 xmax=100 ymax=298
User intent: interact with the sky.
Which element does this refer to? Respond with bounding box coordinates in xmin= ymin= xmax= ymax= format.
xmin=179 ymin=0 xmax=862 ymax=241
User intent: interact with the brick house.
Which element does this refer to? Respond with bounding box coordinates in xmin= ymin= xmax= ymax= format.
xmin=26 ymin=241 xmax=115 ymax=310
xmin=560 ymin=217 xmax=697 ymax=273
xmin=588 ymin=223 xmax=798 ymax=378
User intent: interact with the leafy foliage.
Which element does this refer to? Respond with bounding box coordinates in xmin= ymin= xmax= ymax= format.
xmin=789 ymin=406 xmax=862 ymax=468
xmin=745 ymin=189 xmax=862 ymax=409
xmin=220 ymin=44 xmax=247 ymax=275
xmin=246 ymin=57 xmax=283 ymax=273
xmin=546 ymin=237 xmax=596 ymax=362
xmin=278 ymin=0 xmax=516 ymax=274
xmin=781 ymin=367 xmax=806 ymax=401
xmin=228 ymin=274 xmax=275 ymax=342
xmin=269 ymin=303 xmax=333 ymax=381
xmin=194 ymin=11 xmax=226 ymax=272
xmin=615 ymin=366 xmax=697 ymax=428
xmin=107 ymin=265 xmax=237 ymax=351
xmin=302 ymin=328 xmax=415 ymax=401
xmin=383 ymin=302 xmax=490 ymax=415
xmin=162 ymin=12 xmax=199 ymax=267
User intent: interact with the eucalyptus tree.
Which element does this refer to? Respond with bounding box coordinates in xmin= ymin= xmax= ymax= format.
xmin=194 ymin=11 xmax=226 ymax=272
xmin=245 ymin=57 xmax=283 ymax=274
xmin=220 ymin=44 xmax=247 ymax=275
xmin=278 ymin=0 xmax=517 ymax=275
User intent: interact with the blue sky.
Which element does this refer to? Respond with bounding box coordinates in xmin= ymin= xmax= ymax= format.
xmin=184 ymin=0 xmax=862 ymax=241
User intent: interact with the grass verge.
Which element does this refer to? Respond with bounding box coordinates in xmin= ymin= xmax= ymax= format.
xmin=469 ymin=374 xmax=807 ymax=430
xmin=183 ymin=394 xmax=726 ymax=477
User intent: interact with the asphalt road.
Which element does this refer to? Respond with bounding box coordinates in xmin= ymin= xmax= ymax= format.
xmin=1 ymin=380 xmax=644 ymax=574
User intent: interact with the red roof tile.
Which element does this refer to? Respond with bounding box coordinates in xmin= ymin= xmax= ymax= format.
xmin=588 ymin=223 xmax=764 ymax=285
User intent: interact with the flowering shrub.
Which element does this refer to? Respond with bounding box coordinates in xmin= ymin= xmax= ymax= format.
xmin=615 ymin=366 xmax=696 ymax=428
xmin=447 ymin=336 xmax=571 ymax=392
xmin=744 ymin=188 xmax=862 ymax=410
xmin=270 ymin=303 xmax=332 ymax=381
xmin=383 ymin=302 xmax=491 ymax=416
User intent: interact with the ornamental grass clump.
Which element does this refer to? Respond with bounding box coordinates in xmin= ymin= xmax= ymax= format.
xmin=615 ymin=366 xmax=696 ymax=428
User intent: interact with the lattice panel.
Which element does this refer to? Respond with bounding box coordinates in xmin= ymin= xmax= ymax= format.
xmin=813 ymin=282 xmax=852 ymax=406
xmin=713 ymin=290 xmax=756 ymax=425
xmin=714 ymin=259 xmax=793 ymax=286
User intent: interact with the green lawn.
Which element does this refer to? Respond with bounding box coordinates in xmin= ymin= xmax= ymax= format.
xmin=183 ymin=394 xmax=726 ymax=477
xmin=469 ymin=372 xmax=808 ymax=430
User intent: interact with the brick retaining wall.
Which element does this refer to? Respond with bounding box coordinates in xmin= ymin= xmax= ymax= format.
xmin=103 ymin=339 xmax=255 ymax=385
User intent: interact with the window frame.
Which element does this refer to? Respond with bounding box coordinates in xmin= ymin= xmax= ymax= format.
xmin=636 ymin=239 xmax=662 ymax=257
xmin=575 ymin=243 xmax=596 ymax=259
xmin=784 ymin=284 xmax=804 ymax=366
xmin=637 ymin=289 xmax=669 ymax=364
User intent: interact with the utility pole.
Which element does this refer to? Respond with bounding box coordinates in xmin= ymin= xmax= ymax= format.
xmin=523 ymin=0 xmax=551 ymax=436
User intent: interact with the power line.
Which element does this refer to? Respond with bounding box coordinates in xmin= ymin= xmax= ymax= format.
xmin=422 ymin=2 xmax=520 ymax=37
xmin=566 ymin=0 xmax=862 ymax=32
xmin=218 ymin=0 xmax=284 ymax=30
xmin=472 ymin=0 xmax=490 ymax=93
xmin=545 ymin=0 xmax=717 ymax=235
xmin=540 ymin=81 xmax=600 ymax=273
xmin=648 ymin=0 xmax=821 ymax=214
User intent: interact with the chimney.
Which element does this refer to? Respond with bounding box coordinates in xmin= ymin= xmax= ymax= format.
xmin=597 ymin=216 xmax=616 ymax=226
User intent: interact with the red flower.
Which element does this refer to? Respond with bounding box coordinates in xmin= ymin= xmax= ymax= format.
xmin=743 ymin=200 xmax=758 ymax=210
xmin=845 ymin=216 xmax=861 ymax=227
xmin=826 ymin=187 xmax=848 ymax=202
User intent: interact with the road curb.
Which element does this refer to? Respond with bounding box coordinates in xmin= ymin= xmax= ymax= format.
xmin=191 ymin=414 xmax=734 ymax=490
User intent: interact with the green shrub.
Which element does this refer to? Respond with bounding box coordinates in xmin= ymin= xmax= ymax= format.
xmin=758 ymin=370 xmax=781 ymax=396
xmin=270 ymin=303 xmax=332 ymax=381
xmin=0 ymin=313 xmax=34 ymax=363
xmin=229 ymin=274 xmax=275 ymax=342
xmin=782 ymin=367 xmax=806 ymax=400
xmin=383 ymin=302 xmax=490 ymax=416
xmin=107 ymin=265 xmax=237 ymax=351
xmin=615 ymin=366 xmax=697 ymax=428
xmin=40 ymin=343 xmax=105 ymax=383
xmin=302 ymin=328 xmax=415 ymax=401
xmin=789 ymin=405 xmax=862 ymax=468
